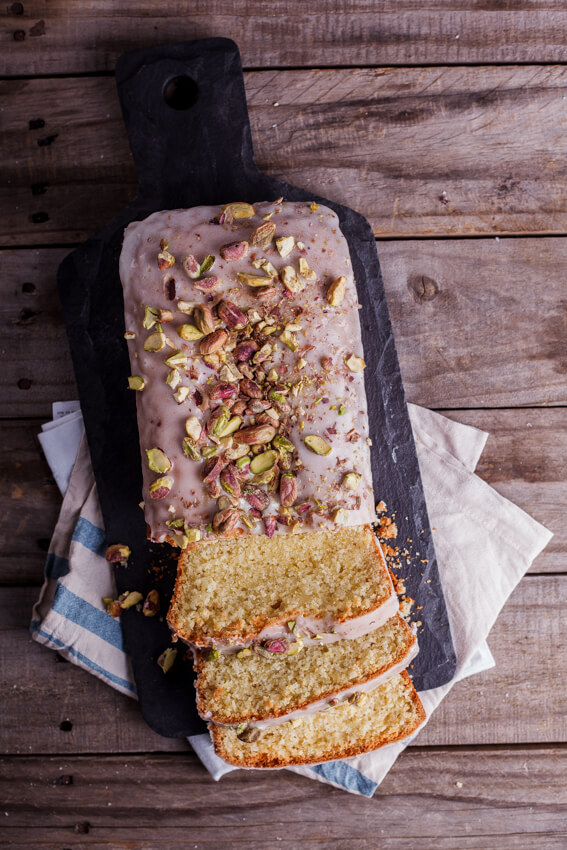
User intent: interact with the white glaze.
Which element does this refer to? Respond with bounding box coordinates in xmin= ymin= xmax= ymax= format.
xmin=119 ymin=200 xmax=375 ymax=543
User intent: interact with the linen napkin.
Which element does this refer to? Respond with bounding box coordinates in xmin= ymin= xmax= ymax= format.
xmin=32 ymin=402 xmax=553 ymax=796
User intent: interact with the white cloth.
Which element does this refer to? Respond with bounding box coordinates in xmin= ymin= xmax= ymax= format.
xmin=33 ymin=403 xmax=553 ymax=796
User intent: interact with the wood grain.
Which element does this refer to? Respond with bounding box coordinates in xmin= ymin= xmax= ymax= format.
xmin=3 ymin=66 xmax=567 ymax=244
xmin=0 ymin=748 xmax=566 ymax=848
xmin=3 ymin=2 xmax=567 ymax=74
xmin=2 ymin=577 xmax=566 ymax=755
xmin=2 ymin=407 xmax=563 ymax=585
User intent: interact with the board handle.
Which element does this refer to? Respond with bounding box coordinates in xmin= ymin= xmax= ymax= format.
xmin=115 ymin=38 xmax=263 ymax=209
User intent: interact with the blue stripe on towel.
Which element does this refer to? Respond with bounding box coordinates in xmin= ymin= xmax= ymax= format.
xmin=33 ymin=625 xmax=136 ymax=695
xmin=52 ymin=582 xmax=124 ymax=651
xmin=44 ymin=552 xmax=70 ymax=579
xmin=310 ymin=762 xmax=378 ymax=797
xmin=72 ymin=516 xmax=107 ymax=557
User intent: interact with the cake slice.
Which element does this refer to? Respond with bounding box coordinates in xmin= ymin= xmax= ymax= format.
xmin=167 ymin=525 xmax=398 ymax=648
xmin=210 ymin=671 xmax=426 ymax=768
xmin=195 ymin=614 xmax=417 ymax=728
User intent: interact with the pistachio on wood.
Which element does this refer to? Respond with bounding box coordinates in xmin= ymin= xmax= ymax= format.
xmin=119 ymin=590 xmax=143 ymax=609
xmin=217 ymin=300 xmax=248 ymax=330
xmin=220 ymin=240 xmax=249 ymax=261
xmin=193 ymin=304 xmax=216 ymax=335
xmin=199 ymin=328 xmax=228 ymax=355
xmin=249 ymin=221 xmax=276 ymax=249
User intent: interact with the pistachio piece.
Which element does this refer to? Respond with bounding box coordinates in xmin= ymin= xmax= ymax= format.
xmin=236 ymin=647 xmax=252 ymax=659
xmin=194 ymin=275 xmax=220 ymax=292
xmin=157 ymin=647 xmax=177 ymax=673
xmin=193 ymin=304 xmax=216 ymax=335
xmin=166 ymin=368 xmax=181 ymax=390
xmin=104 ymin=598 xmax=122 ymax=618
xmin=326 ymin=275 xmax=347 ymax=306
xmin=273 ymin=435 xmax=295 ymax=454
xmin=182 ymin=254 xmax=200 ymax=279
xmin=220 ymin=465 xmax=242 ymax=498
xmin=128 ymin=375 xmax=145 ymax=391
xmin=249 ymin=221 xmax=276 ymax=249
xmin=298 ymin=257 xmax=317 ymax=280
xmin=177 ymin=323 xmax=203 ymax=341
xmin=263 ymin=638 xmax=290 ymax=653
xmin=199 ymin=255 xmax=215 ymax=276
xmin=185 ymin=527 xmax=201 ymax=543
xmin=263 ymin=515 xmax=277 ymax=538
xmin=199 ymin=328 xmax=228 ymax=355
xmin=287 ymin=620 xmax=296 ymax=632
xmin=243 ymin=486 xmax=270 ymax=511
xmin=177 ymin=299 xmax=197 ymax=314
xmin=158 ymin=308 xmax=174 ymax=323
xmin=148 ymin=476 xmax=173 ymax=499
xmin=173 ymin=386 xmax=190 ymax=404
xmin=209 ymin=382 xmax=237 ymax=402
xmin=212 ymin=507 xmax=241 ymax=534
xmin=275 ymin=235 xmax=295 ymax=258
xmin=143 ymin=305 xmax=161 ymax=330
xmin=221 ymin=202 xmax=255 ymax=220
xmin=289 ymin=718 xmax=303 ymax=728
xmin=236 ymin=724 xmax=260 ymax=743
xmin=105 ymin=544 xmax=131 ymax=564
xmin=220 ymin=362 xmax=244 ymax=383
xmin=164 ymin=350 xmax=187 ymax=368
xmin=280 ymin=265 xmax=304 ymax=294
xmin=304 ymin=435 xmax=332 ymax=456
xmin=182 ymin=436 xmax=201 ymax=462
xmin=348 ymin=691 xmax=368 ymax=706
xmin=239 ymin=378 xmax=263 ymax=399
xmin=124 ymin=330 xmax=136 ymax=340
xmin=279 ymin=472 xmax=298 ymax=507
xmin=343 ymin=472 xmax=361 ymax=491
xmin=250 ymin=449 xmax=278 ymax=475
xmin=345 ymin=353 xmax=366 ymax=372
xmin=157 ymin=249 xmax=175 ymax=270
xmin=234 ymin=424 xmax=276 ymax=445
xmin=185 ymin=416 xmax=202 ymax=442
xmin=217 ymin=300 xmax=248 ymax=330
xmin=252 ymin=257 xmax=278 ymax=277
xmin=146 ymin=447 xmax=172 ymax=474
xmin=144 ymin=331 xmax=166 ymax=351
xmin=237 ymin=271 xmax=274 ymax=288
xmin=220 ymin=241 xmax=249 ymax=261
xmin=279 ymin=328 xmax=298 ymax=351
xmin=217 ymin=415 xmax=242 ymax=438
xmin=142 ymin=589 xmax=160 ymax=617
xmin=118 ymin=590 xmax=143 ymax=609
xmin=206 ymin=648 xmax=220 ymax=661
xmin=330 ymin=506 xmax=349 ymax=524
xmin=286 ymin=638 xmax=304 ymax=656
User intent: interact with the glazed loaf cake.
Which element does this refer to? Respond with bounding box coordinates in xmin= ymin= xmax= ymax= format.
xmin=194 ymin=613 xmax=417 ymax=728
xmin=119 ymin=199 xmax=375 ymax=545
xmin=210 ymin=671 xmax=426 ymax=768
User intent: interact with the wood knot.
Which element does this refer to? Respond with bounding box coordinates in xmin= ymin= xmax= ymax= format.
xmin=408 ymin=274 xmax=439 ymax=303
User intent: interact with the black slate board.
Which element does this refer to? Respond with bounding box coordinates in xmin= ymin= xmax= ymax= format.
xmin=57 ymin=38 xmax=456 ymax=738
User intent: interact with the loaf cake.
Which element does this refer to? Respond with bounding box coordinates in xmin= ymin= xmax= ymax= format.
xmin=195 ymin=613 xmax=417 ymax=728
xmin=167 ymin=525 xmax=398 ymax=648
xmin=210 ymin=671 xmax=426 ymax=768
xmin=119 ymin=199 xmax=375 ymax=545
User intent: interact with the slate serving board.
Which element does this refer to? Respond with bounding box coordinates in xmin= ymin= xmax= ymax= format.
xmin=57 ymin=38 xmax=456 ymax=738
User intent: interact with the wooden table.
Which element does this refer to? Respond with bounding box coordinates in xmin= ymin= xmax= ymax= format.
xmin=2 ymin=4 xmax=566 ymax=846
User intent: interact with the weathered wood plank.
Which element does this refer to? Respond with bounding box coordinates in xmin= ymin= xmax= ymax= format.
xmin=3 ymin=2 xmax=567 ymax=75
xmin=1 ymin=408 xmax=562 ymax=585
xmin=3 ymin=237 xmax=567 ymax=415
xmin=0 ymin=749 xmax=566 ymax=847
xmin=3 ymin=66 xmax=567 ymax=243
xmin=2 ymin=578 xmax=566 ymax=754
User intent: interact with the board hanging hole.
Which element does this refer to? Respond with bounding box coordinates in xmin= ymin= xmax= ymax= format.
xmin=163 ymin=75 xmax=199 ymax=111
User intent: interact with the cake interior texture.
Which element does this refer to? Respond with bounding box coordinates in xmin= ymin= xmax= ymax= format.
xmin=196 ymin=614 xmax=415 ymax=725
xmin=211 ymin=671 xmax=426 ymax=768
xmin=168 ymin=525 xmax=392 ymax=643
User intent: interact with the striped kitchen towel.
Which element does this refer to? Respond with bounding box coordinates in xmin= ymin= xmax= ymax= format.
xmin=31 ymin=403 xmax=553 ymax=796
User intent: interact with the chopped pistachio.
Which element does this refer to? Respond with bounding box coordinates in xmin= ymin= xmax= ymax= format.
xmin=345 ymin=353 xmax=366 ymax=372
xmin=146 ymin=447 xmax=172 ymax=474
xmin=104 ymin=544 xmax=131 ymax=563
xmin=273 ymin=435 xmax=295 ymax=454
xmin=338 ymin=404 xmax=346 ymax=415
xmin=143 ymin=306 xmax=161 ymax=330
xmin=298 ymin=257 xmax=317 ymax=280
xmin=185 ymin=416 xmax=202 ymax=442
xmin=184 ymin=527 xmax=201 ymax=543
xmin=157 ymin=647 xmax=177 ymax=673
xmin=128 ymin=375 xmax=145 ymax=391
xmin=326 ymin=275 xmax=347 ymax=306
xmin=173 ymin=386 xmax=191 ymax=404
xmin=280 ymin=265 xmax=304 ymax=294
xmin=199 ymin=254 xmax=215 ymax=276
xmin=236 ymin=647 xmax=252 ymax=659
xmin=235 ymin=454 xmax=252 ymax=469
xmin=310 ymin=202 xmax=320 ymax=210
xmin=148 ymin=476 xmax=173 ymax=500
xmin=177 ymin=323 xmax=204 ymax=341
xmin=348 ymin=691 xmax=368 ymax=706
xmin=142 ymin=589 xmax=160 ymax=617
xmin=119 ymin=590 xmax=143 ymax=609
xmin=286 ymin=638 xmax=304 ymax=656
xmin=287 ymin=620 xmax=296 ymax=632
xmin=221 ymin=202 xmax=255 ymax=219
xmin=276 ymin=235 xmax=295 ymax=257
xmin=237 ymin=271 xmax=274 ymax=288
xmin=217 ymin=415 xmax=242 ymax=438
xmin=331 ymin=506 xmax=350 ymax=524
xmin=166 ymin=369 xmax=180 ymax=390
xmin=143 ymin=331 xmax=166 ymax=352
xmin=343 ymin=472 xmax=361 ymax=491
xmin=289 ymin=718 xmax=303 ymax=728
xmin=279 ymin=329 xmax=298 ymax=351
xmin=177 ymin=300 xmax=196 ymax=314
xmin=157 ymin=249 xmax=175 ymax=270
xmin=206 ymin=648 xmax=220 ymax=661
xmin=304 ymin=434 xmax=332 ymax=456
xmin=250 ymin=449 xmax=278 ymax=475
xmin=296 ymin=358 xmax=307 ymax=370
xmin=164 ymin=350 xmax=187 ymax=368
xmin=124 ymin=330 xmax=136 ymax=340
xmin=182 ymin=436 xmax=201 ymax=461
